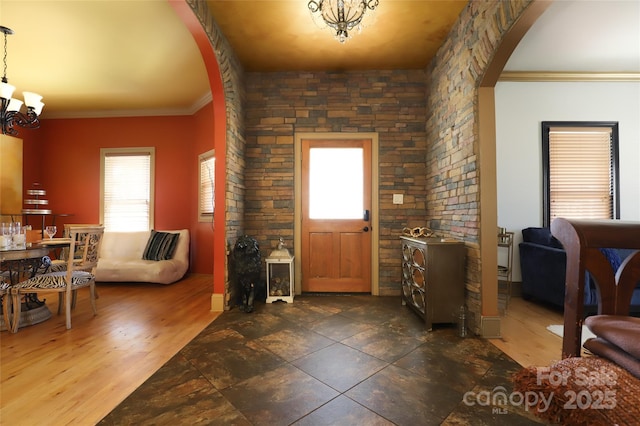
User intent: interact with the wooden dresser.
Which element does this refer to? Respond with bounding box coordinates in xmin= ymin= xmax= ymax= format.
xmin=400 ymin=236 xmax=465 ymax=330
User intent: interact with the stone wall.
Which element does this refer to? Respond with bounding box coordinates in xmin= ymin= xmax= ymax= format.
xmin=425 ymin=0 xmax=532 ymax=332
xmin=244 ymin=70 xmax=428 ymax=295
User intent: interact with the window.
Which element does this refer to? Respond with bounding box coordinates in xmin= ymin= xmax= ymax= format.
xmin=542 ymin=122 xmax=619 ymax=227
xmin=198 ymin=149 xmax=215 ymax=222
xmin=100 ymin=148 xmax=155 ymax=232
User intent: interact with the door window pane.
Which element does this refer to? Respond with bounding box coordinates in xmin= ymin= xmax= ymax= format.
xmin=309 ymin=147 xmax=363 ymax=219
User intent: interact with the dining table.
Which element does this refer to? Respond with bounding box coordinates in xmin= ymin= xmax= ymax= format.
xmin=0 ymin=239 xmax=71 ymax=331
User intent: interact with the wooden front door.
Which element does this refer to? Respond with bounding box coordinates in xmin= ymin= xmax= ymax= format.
xmin=301 ymin=139 xmax=372 ymax=292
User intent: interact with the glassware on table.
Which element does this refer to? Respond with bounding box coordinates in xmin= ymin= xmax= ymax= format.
xmin=12 ymin=225 xmax=27 ymax=248
xmin=0 ymin=223 xmax=11 ymax=248
xmin=10 ymin=222 xmax=20 ymax=240
xmin=45 ymin=225 xmax=57 ymax=240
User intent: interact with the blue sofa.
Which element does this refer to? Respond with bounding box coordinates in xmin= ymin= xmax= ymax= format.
xmin=518 ymin=227 xmax=640 ymax=314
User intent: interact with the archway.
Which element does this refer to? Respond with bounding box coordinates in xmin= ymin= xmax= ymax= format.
xmin=170 ymin=0 xmax=228 ymax=311
xmin=477 ymin=0 xmax=552 ymax=333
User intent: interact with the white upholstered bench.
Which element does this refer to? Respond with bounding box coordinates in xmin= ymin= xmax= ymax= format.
xmin=94 ymin=229 xmax=189 ymax=285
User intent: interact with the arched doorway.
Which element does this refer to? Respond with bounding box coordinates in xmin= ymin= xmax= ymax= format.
xmin=476 ymin=1 xmax=552 ymax=335
xmin=170 ymin=0 xmax=228 ymax=311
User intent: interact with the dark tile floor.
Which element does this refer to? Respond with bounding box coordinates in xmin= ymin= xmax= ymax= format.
xmin=100 ymin=296 xmax=544 ymax=425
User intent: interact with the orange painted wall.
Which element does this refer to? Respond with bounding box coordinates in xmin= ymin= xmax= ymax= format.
xmin=192 ymin=102 xmax=215 ymax=275
xmin=20 ymin=128 xmax=43 ymax=198
xmin=21 ymin=109 xmax=214 ymax=274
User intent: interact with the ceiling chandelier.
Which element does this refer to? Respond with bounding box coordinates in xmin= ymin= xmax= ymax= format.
xmin=308 ymin=0 xmax=379 ymax=44
xmin=1 ymin=26 xmax=44 ymax=137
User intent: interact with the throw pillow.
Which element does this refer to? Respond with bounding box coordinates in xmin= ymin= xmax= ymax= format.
xmin=142 ymin=231 xmax=179 ymax=261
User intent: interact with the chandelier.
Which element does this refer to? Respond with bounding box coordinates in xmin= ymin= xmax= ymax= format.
xmin=1 ymin=26 xmax=44 ymax=137
xmin=308 ymin=0 xmax=379 ymax=43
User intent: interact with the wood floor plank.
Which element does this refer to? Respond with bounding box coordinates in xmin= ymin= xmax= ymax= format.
xmin=0 ymin=274 xmax=219 ymax=426
xmin=489 ymin=296 xmax=566 ymax=367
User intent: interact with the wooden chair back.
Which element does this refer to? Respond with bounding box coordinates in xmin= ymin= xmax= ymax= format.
xmin=58 ymin=224 xmax=103 ymax=263
xmin=66 ymin=226 xmax=104 ymax=275
xmin=550 ymin=218 xmax=640 ymax=358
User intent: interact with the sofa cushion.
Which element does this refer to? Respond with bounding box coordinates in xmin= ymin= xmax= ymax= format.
xmin=521 ymin=227 xmax=563 ymax=248
xmin=142 ymin=230 xmax=180 ymax=261
xmin=96 ymin=258 xmax=185 ymax=284
xmin=100 ymin=231 xmax=151 ymax=260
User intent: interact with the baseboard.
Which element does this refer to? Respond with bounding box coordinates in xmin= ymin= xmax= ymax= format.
xmin=481 ymin=316 xmax=501 ymax=338
xmin=210 ymin=293 xmax=225 ymax=312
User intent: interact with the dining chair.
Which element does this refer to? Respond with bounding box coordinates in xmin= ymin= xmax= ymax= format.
xmin=10 ymin=226 xmax=104 ymax=332
xmin=51 ymin=224 xmax=104 ymax=308
xmin=49 ymin=224 xmax=103 ymax=273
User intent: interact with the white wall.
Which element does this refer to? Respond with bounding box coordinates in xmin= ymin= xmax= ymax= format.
xmin=495 ymin=81 xmax=640 ymax=281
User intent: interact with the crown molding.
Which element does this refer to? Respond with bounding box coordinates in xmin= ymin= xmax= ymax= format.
xmin=499 ymin=71 xmax=640 ymax=82
xmin=40 ymin=91 xmax=213 ymax=120
xmin=188 ymin=91 xmax=214 ymax=114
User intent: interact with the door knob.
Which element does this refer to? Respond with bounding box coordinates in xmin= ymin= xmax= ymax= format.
xmin=363 ymin=226 xmax=369 ymax=232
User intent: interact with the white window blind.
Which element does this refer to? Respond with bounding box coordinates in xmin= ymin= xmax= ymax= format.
xmin=548 ymin=127 xmax=613 ymax=222
xmin=198 ymin=150 xmax=215 ymax=222
xmin=101 ymin=148 xmax=154 ymax=232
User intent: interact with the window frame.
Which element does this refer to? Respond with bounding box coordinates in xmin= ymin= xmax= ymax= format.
xmin=541 ymin=121 xmax=620 ymax=227
xmin=100 ymin=147 xmax=155 ymax=232
xmin=198 ymin=149 xmax=215 ymax=223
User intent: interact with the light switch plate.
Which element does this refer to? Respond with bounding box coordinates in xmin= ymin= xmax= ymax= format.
xmin=392 ymin=194 xmax=404 ymax=205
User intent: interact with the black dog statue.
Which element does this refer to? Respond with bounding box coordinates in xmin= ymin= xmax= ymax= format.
xmin=233 ymin=235 xmax=262 ymax=313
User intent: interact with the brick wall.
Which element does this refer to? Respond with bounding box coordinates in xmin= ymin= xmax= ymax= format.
xmin=425 ymin=0 xmax=532 ymax=332
xmin=244 ymin=70 xmax=428 ymax=295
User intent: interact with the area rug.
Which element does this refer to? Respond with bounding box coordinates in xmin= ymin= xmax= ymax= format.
xmin=546 ymin=324 xmax=596 ymax=346
xmin=513 ymin=355 xmax=640 ymax=425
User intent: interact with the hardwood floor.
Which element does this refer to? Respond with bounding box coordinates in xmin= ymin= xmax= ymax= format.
xmin=1 ymin=278 xmax=563 ymax=425
xmin=0 ymin=274 xmax=220 ymax=426
xmin=489 ymin=296 xmax=568 ymax=367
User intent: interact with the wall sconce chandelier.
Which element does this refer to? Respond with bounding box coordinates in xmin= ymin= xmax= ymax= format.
xmin=1 ymin=26 xmax=44 ymax=136
xmin=308 ymin=0 xmax=379 ymax=43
